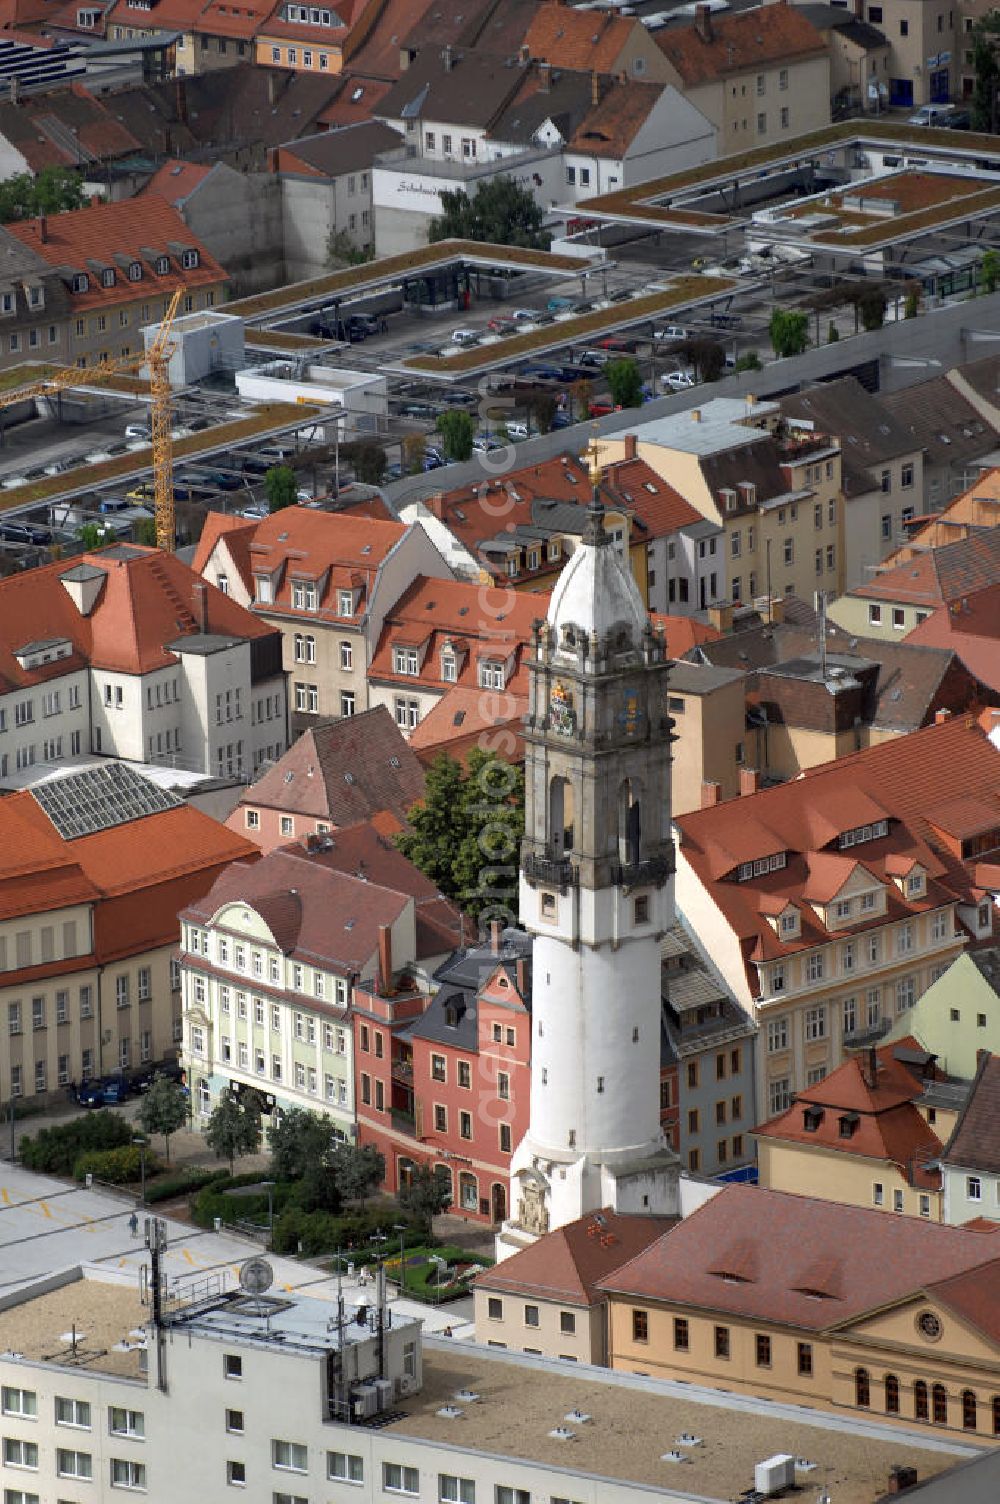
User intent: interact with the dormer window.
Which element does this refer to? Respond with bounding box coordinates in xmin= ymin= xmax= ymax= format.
xmin=101 ymin=268 xmax=116 ymax=288
xmin=779 ymin=907 xmax=799 ymax=939
xmin=254 ymin=574 xmax=273 ymax=604
xmin=738 ymin=481 xmax=756 ymax=507
xmin=834 ymin=898 xmax=852 ymax=922
xmin=26 ymin=284 xmax=43 ymax=309
xmin=155 ymin=256 xmax=170 ymax=275
xmin=720 ymin=487 xmax=737 ymax=512
xmin=0 ymin=291 xmax=13 ymax=314
xmin=181 ymin=249 xmax=200 ymax=270
xmin=906 ymin=872 xmax=926 ymax=899
xmin=479 ymin=660 xmax=505 ymax=691
xmin=839 ymin=1112 xmax=859 ymax=1139
xmin=128 ymin=261 xmax=143 ymax=282
xmin=393 ymin=646 xmax=419 ymax=675
xmin=838 ymin=819 xmax=889 ymax=850
xmin=803 ymin=1105 xmax=824 ymax=1132
xmin=736 ymin=852 xmax=786 ymax=881
xmin=291 ymin=581 xmax=318 ymax=611
xmin=547 ymin=541 xmax=561 ymax=562
xmin=338 ymin=589 xmax=354 ymax=616
xmin=72 ymin=273 xmax=89 ymax=294
xmin=441 ymin=651 xmax=457 ymax=682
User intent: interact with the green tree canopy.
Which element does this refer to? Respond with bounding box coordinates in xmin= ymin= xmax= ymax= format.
xmin=971 ymin=14 xmax=1000 ymax=132
xmin=429 ymin=176 xmax=550 ymax=250
xmin=398 ymin=1163 xmax=453 ymax=1234
xmin=330 ymin=1142 xmax=385 ymax=1205
xmin=769 ymin=308 xmax=810 ymax=359
xmin=267 ymin=1107 xmax=334 ymax=1181
xmin=402 ymin=432 xmax=426 ymax=474
xmin=341 ymin=440 xmax=387 ymax=485
xmin=205 ymin=1093 xmax=262 ymax=1173
xmin=264 ymin=465 xmax=297 ymax=511
xmin=437 ymin=408 xmax=474 ymax=461
xmin=397 ymin=748 xmax=524 ymax=926
xmin=982 ymin=249 xmax=1000 ymax=296
xmin=606 ymin=356 xmax=644 ymax=409
xmin=0 ymin=167 xmax=86 ymax=225
xmin=137 ymin=1075 xmax=188 ymax=1163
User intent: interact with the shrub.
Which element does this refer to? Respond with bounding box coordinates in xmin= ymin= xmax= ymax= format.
xmin=73 ymin=1144 xmax=156 ymax=1185
xmin=145 ymin=1167 xmax=228 ymax=1205
xmin=20 ymin=1111 xmax=132 ymax=1176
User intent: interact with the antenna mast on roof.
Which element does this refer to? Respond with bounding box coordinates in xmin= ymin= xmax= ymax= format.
xmin=818 ymin=590 xmax=828 ymax=682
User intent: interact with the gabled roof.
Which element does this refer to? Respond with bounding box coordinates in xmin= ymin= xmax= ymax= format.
xmin=656 ymin=5 xmax=826 ymax=86
xmin=940 ymin=1051 xmax=1000 ymax=1175
xmin=864 ymin=528 xmax=1000 ymax=608
xmin=780 ymin=377 xmax=918 ymax=487
xmin=408 ymin=682 xmax=528 ymax=766
xmin=239 ymin=505 xmax=406 ymax=620
xmin=7 ymin=197 xmax=226 ymax=311
xmin=908 ymin=587 xmax=1000 ymax=693
xmin=140 ymin=158 xmax=214 ymax=206
xmin=377 ymin=46 xmax=524 ymax=129
xmin=601 ymin=454 xmax=704 ymax=538
xmin=523 ymin=2 xmax=638 ymax=72
xmin=880 ymin=374 xmax=998 ymax=471
xmin=568 ymin=78 xmax=667 ymax=161
xmin=236 ymin=706 xmax=425 ymax=825
xmin=275 ymin=120 xmax=402 ymax=177
xmin=476 ymin=1209 xmax=670 ymax=1306
xmin=191 ymin=512 xmax=257 ymax=592
xmin=597 ymin=1183 xmax=1000 ymax=1333
xmin=0 ymin=82 xmax=140 ymax=172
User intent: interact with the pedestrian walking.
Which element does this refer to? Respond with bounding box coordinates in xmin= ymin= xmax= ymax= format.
xmin=128 ymin=1211 xmax=139 ymax=1237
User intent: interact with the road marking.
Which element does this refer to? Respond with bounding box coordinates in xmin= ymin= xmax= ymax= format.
xmin=39 ymin=1201 xmax=51 ymax=1218
xmin=182 ymin=1248 xmax=195 ymax=1266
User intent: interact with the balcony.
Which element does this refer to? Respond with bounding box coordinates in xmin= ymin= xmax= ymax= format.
xmin=391 ymin=1105 xmax=416 ymax=1135
xmin=523 ymin=851 xmax=577 ymax=891
xmin=611 ymin=854 xmax=673 ymax=891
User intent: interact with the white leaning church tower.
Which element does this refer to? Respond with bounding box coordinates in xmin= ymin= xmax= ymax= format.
xmin=499 ymin=445 xmax=680 ymax=1255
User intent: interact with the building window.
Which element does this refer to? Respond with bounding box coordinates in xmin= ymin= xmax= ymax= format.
xmin=714 ymin=1325 xmax=730 ymax=1359
xmin=560 ymin=1311 xmax=575 ymax=1334
xmin=272 ymin=1441 xmax=308 ymax=1473
xmin=856 ymin=1368 xmax=870 ymax=1408
xmin=673 ymin=1317 xmax=689 ymax=1351
xmin=632 ymin=1309 xmax=649 ymax=1343
xmin=915 ymin=1380 xmax=929 ymax=1421
xmin=885 ymin=1373 xmax=900 ymax=1413
xmin=768 ymin=1078 xmax=790 ymax=1115
xmin=226 ymin=1460 xmax=246 ymax=1487
xmin=962 ymin=1390 xmax=977 ymax=1431
xmin=755 ymin=1333 xmax=771 ymax=1368
xmin=968 ymin=1176 xmax=982 ymax=1201
xmin=524 ymin=1304 xmax=539 ymax=1328
xmin=328 ymin=1452 xmax=363 ymax=1483
xmin=383 ymin=1464 xmax=419 ymax=1495
xmin=224 ymin=1354 xmax=243 ymax=1380
xmin=933 ymin=1384 xmax=948 ymax=1425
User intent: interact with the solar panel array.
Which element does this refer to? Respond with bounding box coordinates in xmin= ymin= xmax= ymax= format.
xmin=32 ymin=763 xmax=183 ymax=840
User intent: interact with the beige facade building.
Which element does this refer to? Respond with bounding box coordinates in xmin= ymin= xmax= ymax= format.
xmin=0 ymin=763 xmax=254 ymax=1104
xmin=194 ymin=507 xmax=452 ymax=736
xmin=675 ymin=717 xmax=997 ymax=1110
xmin=654 ymin=4 xmax=830 ymax=153
xmin=884 ymin=949 xmax=1000 ymax=1078
xmin=601 ymin=1182 xmax=1000 ymax=1441
xmin=666 ymin=659 xmax=747 ymax=816
xmin=473 ymin=1209 xmax=669 ymax=1366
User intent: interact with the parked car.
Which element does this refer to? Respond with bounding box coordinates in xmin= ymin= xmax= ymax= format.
xmin=661 ymin=370 xmax=696 ymax=391
xmin=97 ymin=496 xmax=131 ymax=514
xmin=451 ymin=328 xmax=481 ymax=346
xmin=505 ymin=420 xmax=529 ymax=441
xmin=654 ymin=324 xmax=689 ymax=343
xmin=510 ymin=308 xmax=539 ymax=323
xmin=1 ymin=475 xmax=29 ymax=490
xmin=596 ymin=335 xmax=639 ymax=353
xmin=186 ymin=467 xmax=243 ymax=491
xmin=588 ymin=401 xmax=615 ymax=418
xmin=43 ymin=457 xmax=76 ymax=477
xmin=125 ymin=421 xmax=151 ymax=441
xmin=488 ymin=314 xmax=516 ymax=333
xmin=0 ymin=519 xmax=50 ymax=544
xmin=551 ymin=411 xmax=575 ymax=429
xmin=76 ymin=1075 xmax=130 ymax=1108
xmin=708 ymin=310 xmax=742 ymax=330
xmin=908 ymin=103 xmax=960 ymax=127
xmin=546 ymin=296 xmax=573 ymax=313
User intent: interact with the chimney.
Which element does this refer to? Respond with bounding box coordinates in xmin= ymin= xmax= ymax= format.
xmin=934 ymin=707 xmax=951 ymax=724
xmin=691 ymin=408 xmax=702 ymax=423
xmin=538 ymin=60 xmax=551 ymax=91
xmin=426 ymin=491 xmax=445 ymax=520
xmin=624 ymin=432 xmax=637 ymax=461
xmin=863 ymin=1044 xmax=879 ymax=1090
xmin=490 ymin=918 xmax=503 ymax=954
xmin=887 ymin=1467 xmax=918 ymax=1495
xmin=739 ymin=767 xmax=759 ymax=797
xmin=519 ymin=42 xmax=530 ymax=62
xmin=694 ymin=2 xmax=713 ymax=42
xmin=192 ymin=580 xmax=208 ymax=633
xmin=591 ymin=69 xmax=600 ymax=106
xmin=701 ymin=781 xmax=721 ymax=809
xmin=516 ymin=955 xmax=527 ymax=997
xmin=38 ymin=213 xmax=47 ymax=244
xmin=377 ymin=924 xmax=393 ymax=994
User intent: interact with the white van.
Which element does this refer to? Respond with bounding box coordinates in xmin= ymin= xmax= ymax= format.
xmin=908 ymin=104 xmax=954 ymax=127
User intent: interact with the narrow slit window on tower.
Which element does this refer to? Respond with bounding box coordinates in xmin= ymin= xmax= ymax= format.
xmin=597 ymin=1076 xmax=605 ymax=1093
xmin=619 ymin=779 xmax=641 ymax=866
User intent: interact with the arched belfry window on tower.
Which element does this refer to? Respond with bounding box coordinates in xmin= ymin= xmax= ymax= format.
xmin=619 ymin=780 xmax=642 ymax=867
xmin=549 ymin=776 xmax=575 ymax=857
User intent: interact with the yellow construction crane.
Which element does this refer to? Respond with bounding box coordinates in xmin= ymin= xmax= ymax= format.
xmin=0 ymin=286 xmax=183 ymax=551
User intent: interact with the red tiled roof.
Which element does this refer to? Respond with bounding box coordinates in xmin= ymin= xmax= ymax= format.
xmin=906 ymin=586 xmax=1000 ymax=693
xmin=941 ymin=1050 xmax=1000 ymax=1176
xmin=657 ymin=5 xmax=826 ymax=85
xmin=315 ymin=73 xmax=393 ymax=127
xmin=753 ymin=1049 xmax=943 ymax=1181
xmin=7 ymin=197 xmax=226 ymax=311
xmin=603 ymin=455 xmax=704 ymax=538
xmin=569 ymin=79 xmax=664 ymax=160
xmin=234 ymin=706 xmax=425 ymax=825
xmin=140 ymin=158 xmax=214 ymax=206
xmin=676 ymin=718 xmax=1000 ymax=994
xmin=104 ymin=0 xmax=214 ymax=31
xmin=649 ymin=612 xmax=720 ymax=660
xmin=242 ymin=505 xmax=406 ymax=622
xmin=598 ymin=1183 xmax=1000 ymax=1332
xmin=866 ymin=529 xmax=1000 ymax=608
xmin=0 ymin=81 xmax=141 ymax=171
xmin=0 ymin=543 xmax=272 ymax=691
xmin=369 ymin=575 xmax=548 ymax=699
xmin=196 ymin=0 xmax=280 ymax=37
xmin=191 ymin=512 xmax=257 ymax=591
xmin=475 ymin=1208 xmax=671 ymax=1306
xmin=924 ymin=1258 xmax=1000 ymax=1345
xmin=524 ymin=1 xmax=636 ymax=71
xmin=408 ymin=683 xmax=528 ymax=765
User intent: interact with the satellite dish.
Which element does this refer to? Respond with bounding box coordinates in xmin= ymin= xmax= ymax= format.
xmin=239 ymin=1258 xmax=274 ymax=1296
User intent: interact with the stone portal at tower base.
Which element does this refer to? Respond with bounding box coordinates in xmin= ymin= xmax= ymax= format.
xmin=494 ymin=1143 xmax=679 ymax=1263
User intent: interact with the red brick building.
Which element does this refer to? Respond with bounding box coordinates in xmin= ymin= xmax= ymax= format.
xmin=353 ymin=923 xmax=532 ymax=1225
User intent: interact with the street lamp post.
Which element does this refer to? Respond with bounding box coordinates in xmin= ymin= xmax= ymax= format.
xmin=393 ymin=1223 xmax=407 ymax=1298
xmin=132 ymin=1134 xmax=147 ymax=1206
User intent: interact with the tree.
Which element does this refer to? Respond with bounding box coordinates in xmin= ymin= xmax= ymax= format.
xmin=827 ymin=321 xmax=840 ymax=343
xmin=267 ymin=1107 xmax=334 ymax=1181
xmin=768 ymin=308 xmax=809 ymax=359
xmin=429 ymin=176 xmax=550 ymax=250
xmin=971 ymin=14 xmax=1000 ymax=132
xmin=734 ymin=350 xmax=763 ymax=371
xmin=264 ymin=465 xmax=297 ymax=511
xmin=138 ymin=1075 xmax=189 ymax=1164
xmin=398 ymin=1163 xmax=453 ymax=1235
xmin=675 ymin=337 xmax=725 ymax=383
xmin=402 ymin=432 xmax=426 ymax=474
xmin=606 ymin=356 xmax=644 ymax=409
xmin=398 ymin=748 xmax=525 ymax=925
xmin=570 ymin=377 xmax=592 ymax=421
xmin=326 ymin=227 xmax=373 ymax=268
xmin=904 ymin=286 xmax=920 ymax=320
xmin=857 ymin=285 xmax=886 ymax=332
xmin=437 ymin=408 xmax=474 ymax=462
xmin=0 ymin=166 xmax=85 ymax=224
xmin=205 ymin=1093 xmax=262 ymax=1173
xmin=298 ymin=1158 xmax=343 ymax=1214
xmin=330 ymin=1142 xmax=385 ymax=1205
xmin=529 ymin=392 xmax=557 ymax=434
xmin=982 ymin=249 xmax=1000 ymax=296
xmin=341 ymin=440 xmax=387 ymax=485
xmin=78 ymin=522 xmax=105 ymax=550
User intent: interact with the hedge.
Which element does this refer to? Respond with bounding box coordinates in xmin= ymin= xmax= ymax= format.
xmin=20 ymin=1111 xmax=132 ymax=1175
xmin=145 ymin=1167 xmax=229 ymax=1205
xmin=74 ymin=1144 xmax=157 ymax=1185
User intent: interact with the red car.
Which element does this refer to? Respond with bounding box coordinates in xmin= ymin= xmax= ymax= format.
xmin=588 ymin=400 xmax=617 ymax=418
xmin=596 ymin=335 xmax=639 ymax=353
xmin=488 ymin=314 xmax=516 ymax=334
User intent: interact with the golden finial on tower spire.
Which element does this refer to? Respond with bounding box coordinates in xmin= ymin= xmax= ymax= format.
xmin=585 ymin=427 xmax=602 ymax=486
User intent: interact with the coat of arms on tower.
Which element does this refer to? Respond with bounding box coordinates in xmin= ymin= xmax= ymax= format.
xmin=618 ymin=692 xmax=643 ymax=738
xmin=548 ymin=680 xmax=576 ymax=736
